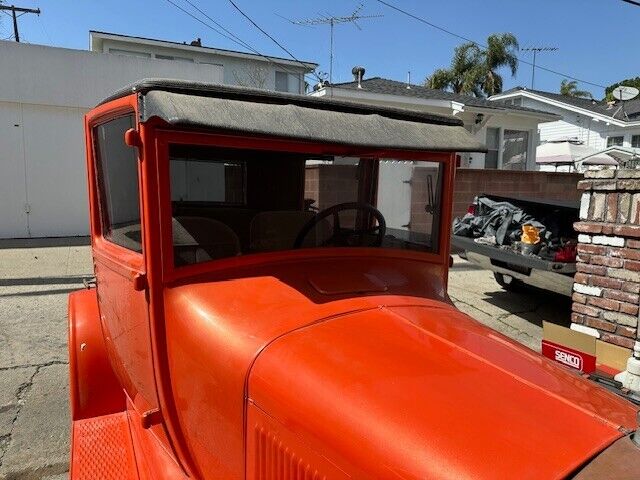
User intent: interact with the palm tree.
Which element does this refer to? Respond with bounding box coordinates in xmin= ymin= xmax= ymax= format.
xmin=425 ymin=33 xmax=519 ymax=97
xmin=560 ymin=79 xmax=592 ymax=99
xmin=425 ymin=43 xmax=484 ymax=96
xmin=478 ymin=33 xmax=519 ymax=96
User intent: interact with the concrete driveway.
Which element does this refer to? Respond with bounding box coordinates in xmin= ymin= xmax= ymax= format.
xmin=448 ymin=256 xmax=572 ymax=352
xmin=0 ymin=238 xmax=92 ymax=480
xmin=0 ymin=240 xmax=571 ymax=479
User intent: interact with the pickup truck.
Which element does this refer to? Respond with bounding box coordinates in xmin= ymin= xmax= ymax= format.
xmin=453 ymin=194 xmax=579 ymax=296
xmin=67 ymin=79 xmax=639 ymax=479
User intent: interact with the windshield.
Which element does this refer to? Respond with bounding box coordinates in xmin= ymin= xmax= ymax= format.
xmin=168 ymin=144 xmax=443 ymax=267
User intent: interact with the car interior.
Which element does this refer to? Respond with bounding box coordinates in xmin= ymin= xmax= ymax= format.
xmin=166 ymin=144 xmax=443 ymax=266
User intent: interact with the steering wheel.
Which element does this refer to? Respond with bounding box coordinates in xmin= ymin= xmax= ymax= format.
xmin=294 ymin=202 xmax=386 ymax=249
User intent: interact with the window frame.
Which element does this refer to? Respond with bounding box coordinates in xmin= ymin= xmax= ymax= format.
xmin=155 ymin=129 xmax=455 ymax=284
xmin=169 ymin=148 xmax=248 ymax=206
xmin=501 ymin=129 xmax=529 ymax=171
xmin=607 ymin=136 xmax=624 ymax=147
xmin=90 ymin=109 xmax=145 ymax=261
xmin=485 ymin=127 xmax=500 ymax=169
xmin=631 ymin=135 xmax=640 ymax=149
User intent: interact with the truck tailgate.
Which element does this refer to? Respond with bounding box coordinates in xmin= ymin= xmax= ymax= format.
xmin=452 ymin=235 xmax=576 ymax=274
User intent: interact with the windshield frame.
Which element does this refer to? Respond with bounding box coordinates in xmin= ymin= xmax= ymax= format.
xmin=155 ymin=129 xmax=456 ymax=284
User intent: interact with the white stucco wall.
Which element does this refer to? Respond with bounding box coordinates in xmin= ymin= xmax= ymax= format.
xmin=0 ymin=40 xmax=239 ymax=109
xmin=0 ymin=40 xmax=309 ymax=238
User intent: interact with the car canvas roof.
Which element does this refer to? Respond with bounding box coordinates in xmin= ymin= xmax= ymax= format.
xmin=101 ymin=78 xmax=487 ymax=153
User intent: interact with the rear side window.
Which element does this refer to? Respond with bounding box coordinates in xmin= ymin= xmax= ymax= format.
xmin=94 ymin=114 xmax=142 ymax=252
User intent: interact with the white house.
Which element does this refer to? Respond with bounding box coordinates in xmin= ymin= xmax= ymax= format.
xmin=310 ymin=75 xmax=560 ymax=171
xmin=90 ymin=31 xmax=315 ymax=94
xmin=489 ymin=87 xmax=640 ymax=161
xmin=0 ymin=33 xmax=316 ymax=239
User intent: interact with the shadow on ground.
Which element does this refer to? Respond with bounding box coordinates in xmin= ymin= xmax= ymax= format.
xmin=482 ymin=287 xmax=572 ymax=328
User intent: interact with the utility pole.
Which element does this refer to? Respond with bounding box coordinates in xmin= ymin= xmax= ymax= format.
xmin=286 ymin=4 xmax=382 ymax=84
xmin=0 ymin=4 xmax=40 ymax=42
xmin=521 ymin=46 xmax=558 ymax=89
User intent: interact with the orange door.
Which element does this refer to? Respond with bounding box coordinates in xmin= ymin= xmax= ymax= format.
xmin=90 ymin=113 xmax=159 ymax=416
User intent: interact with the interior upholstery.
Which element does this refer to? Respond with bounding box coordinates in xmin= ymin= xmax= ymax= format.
xmin=172 ymin=216 xmax=241 ymax=265
xmin=173 ymin=206 xmax=257 ymax=251
xmin=249 ymin=211 xmax=331 ymax=252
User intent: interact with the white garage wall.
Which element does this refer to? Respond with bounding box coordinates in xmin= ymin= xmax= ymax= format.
xmin=0 ymin=41 xmax=251 ymax=238
xmin=0 ymin=40 xmax=229 ymax=108
xmin=0 ymin=102 xmax=28 ymax=238
xmin=22 ymin=105 xmax=91 ymax=237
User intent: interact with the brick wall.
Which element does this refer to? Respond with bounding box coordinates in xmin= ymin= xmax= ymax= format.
xmin=571 ymin=169 xmax=640 ymax=354
xmin=453 ymin=169 xmax=582 ymax=220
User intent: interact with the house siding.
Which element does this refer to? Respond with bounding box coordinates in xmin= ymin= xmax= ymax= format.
xmin=519 ymin=98 xmax=610 ymax=149
xmin=97 ymin=38 xmax=307 ymax=94
xmin=499 ymin=95 xmax=640 ymax=158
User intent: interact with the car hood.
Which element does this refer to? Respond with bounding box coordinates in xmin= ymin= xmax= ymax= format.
xmin=248 ymin=303 xmax=638 ymax=480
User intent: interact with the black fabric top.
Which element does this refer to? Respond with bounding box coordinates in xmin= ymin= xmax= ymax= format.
xmin=101 ymin=78 xmax=487 ymax=152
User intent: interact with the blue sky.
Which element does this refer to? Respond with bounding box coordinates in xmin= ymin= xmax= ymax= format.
xmin=3 ymin=0 xmax=639 ymax=98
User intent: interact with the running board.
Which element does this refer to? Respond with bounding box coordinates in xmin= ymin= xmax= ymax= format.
xmin=70 ymin=412 xmax=139 ymax=479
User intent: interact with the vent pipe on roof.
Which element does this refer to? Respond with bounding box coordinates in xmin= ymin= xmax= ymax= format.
xmin=352 ymin=66 xmax=365 ymax=88
xmin=407 ymin=71 xmax=411 ymax=89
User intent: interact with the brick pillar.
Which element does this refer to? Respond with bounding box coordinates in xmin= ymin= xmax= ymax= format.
xmin=572 ymin=168 xmax=640 ymax=390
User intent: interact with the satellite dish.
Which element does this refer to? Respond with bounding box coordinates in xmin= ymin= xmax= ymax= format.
xmin=612 ymin=85 xmax=640 ymax=101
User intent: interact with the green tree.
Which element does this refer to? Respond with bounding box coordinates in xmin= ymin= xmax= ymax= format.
xmin=425 ymin=43 xmax=484 ymax=96
xmin=559 ymin=79 xmax=592 ymax=99
xmin=479 ymin=33 xmax=519 ymax=96
xmin=425 ymin=33 xmax=519 ymax=97
xmin=604 ymin=77 xmax=640 ymax=101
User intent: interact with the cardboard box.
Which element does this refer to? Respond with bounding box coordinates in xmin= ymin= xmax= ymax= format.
xmin=542 ymin=322 xmax=632 ymax=374
xmin=542 ymin=322 xmax=596 ymax=373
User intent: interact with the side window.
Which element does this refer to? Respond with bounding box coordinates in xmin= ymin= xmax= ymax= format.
xmin=607 ymin=136 xmax=624 ymax=147
xmin=93 ymin=114 xmax=142 ymax=252
xmin=275 ymin=71 xmax=289 ymax=92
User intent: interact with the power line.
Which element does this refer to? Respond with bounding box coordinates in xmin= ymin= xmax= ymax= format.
xmin=165 ymin=0 xmax=253 ymax=51
xmin=164 ymin=0 xmax=319 ymax=86
xmin=0 ymin=4 xmax=40 ymax=43
xmin=621 ymin=0 xmax=640 ymax=6
xmin=375 ymin=0 xmax=607 ymax=91
xmin=226 ymin=0 xmax=308 ymax=69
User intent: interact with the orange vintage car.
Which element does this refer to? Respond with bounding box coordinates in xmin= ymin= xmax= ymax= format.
xmin=68 ymin=79 xmax=639 ymax=479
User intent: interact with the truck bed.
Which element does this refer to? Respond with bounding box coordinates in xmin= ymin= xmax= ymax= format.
xmin=452 ymin=235 xmax=576 ymax=275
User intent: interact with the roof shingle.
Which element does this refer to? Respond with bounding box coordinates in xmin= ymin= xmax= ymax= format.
xmin=498 ymin=87 xmax=640 ymax=121
xmin=330 ymin=77 xmax=556 ymax=116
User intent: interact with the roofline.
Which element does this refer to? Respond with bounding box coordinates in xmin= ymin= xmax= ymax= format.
xmin=586 ymin=146 xmax=639 ymax=160
xmin=311 ymin=86 xmax=455 ymax=111
xmin=489 ymin=90 xmax=640 ymax=127
xmin=99 ymin=78 xmax=465 ymax=128
xmin=312 ymin=85 xmax=561 ymax=121
xmin=89 ymin=30 xmax=318 ymax=70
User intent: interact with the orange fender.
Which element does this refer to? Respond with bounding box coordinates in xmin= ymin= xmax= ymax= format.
xmin=68 ymin=288 xmax=124 ymax=420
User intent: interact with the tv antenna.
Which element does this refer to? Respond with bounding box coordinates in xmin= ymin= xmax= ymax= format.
xmin=521 ymin=46 xmax=558 ymax=89
xmin=285 ymin=4 xmax=382 ymax=84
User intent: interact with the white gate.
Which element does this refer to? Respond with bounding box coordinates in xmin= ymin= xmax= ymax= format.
xmin=377 ymin=160 xmax=413 ymax=230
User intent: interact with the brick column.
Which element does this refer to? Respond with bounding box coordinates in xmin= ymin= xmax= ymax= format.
xmin=572 ymin=169 xmax=640 ymax=390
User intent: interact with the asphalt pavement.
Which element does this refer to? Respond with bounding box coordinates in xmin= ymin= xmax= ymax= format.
xmin=0 ymin=239 xmax=571 ymax=479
